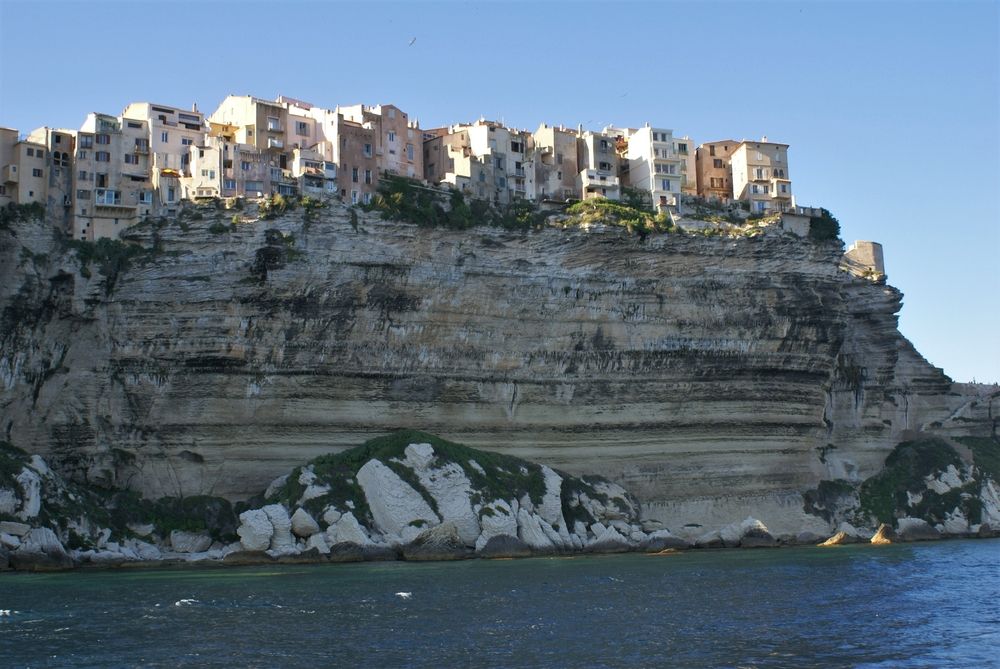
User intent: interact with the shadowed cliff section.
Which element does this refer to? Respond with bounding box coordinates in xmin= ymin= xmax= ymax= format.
xmin=0 ymin=200 xmax=995 ymax=535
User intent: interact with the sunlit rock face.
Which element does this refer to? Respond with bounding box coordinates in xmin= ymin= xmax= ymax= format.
xmin=0 ymin=203 xmax=994 ymax=535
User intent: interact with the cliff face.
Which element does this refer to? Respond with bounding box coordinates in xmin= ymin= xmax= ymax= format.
xmin=1 ymin=203 xmax=995 ymax=536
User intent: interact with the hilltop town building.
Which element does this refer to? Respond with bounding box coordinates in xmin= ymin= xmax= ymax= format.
xmin=2 ymin=91 xmax=800 ymax=239
xmin=0 ymin=127 xmax=48 ymax=210
xmin=729 ymin=139 xmax=792 ymax=213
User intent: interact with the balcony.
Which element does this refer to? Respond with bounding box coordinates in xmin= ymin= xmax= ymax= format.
xmin=2 ymin=164 xmax=18 ymax=183
xmin=579 ymin=169 xmax=620 ymax=190
xmin=266 ymin=122 xmax=283 ymax=133
xmin=771 ymin=178 xmax=792 ymax=199
xmin=267 ymin=138 xmax=284 ymax=150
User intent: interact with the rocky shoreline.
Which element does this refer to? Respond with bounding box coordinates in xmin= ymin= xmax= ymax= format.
xmin=3 ymin=431 xmax=998 ymax=573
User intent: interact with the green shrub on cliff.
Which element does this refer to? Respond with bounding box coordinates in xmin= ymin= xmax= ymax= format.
xmin=562 ymin=198 xmax=673 ymax=237
xmin=64 ymin=238 xmax=147 ymax=294
xmin=857 ymin=437 xmax=981 ymax=525
xmin=0 ymin=201 xmax=45 ymax=232
xmin=809 ymin=208 xmax=840 ymax=241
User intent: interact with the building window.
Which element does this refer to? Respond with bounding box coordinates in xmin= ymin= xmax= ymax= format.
xmin=660 ymin=179 xmax=672 ymax=191
xmin=124 ymin=154 xmax=138 ymax=164
xmin=78 ymin=151 xmax=87 ymax=159
xmin=96 ymin=173 xmax=107 ymax=187
xmin=363 ymin=192 xmax=372 ymax=204
xmin=267 ymin=116 xmax=281 ymax=131
xmin=751 ymin=184 xmax=759 ymax=194
xmin=96 ymin=134 xmax=111 ymax=145
xmin=363 ymin=143 xmax=372 ymax=157
xmin=677 ymin=143 xmax=687 ymax=153
xmin=78 ymin=170 xmax=88 ymax=180
xmin=167 ymin=186 xmax=176 ymax=201
xmin=80 ymin=136 xmax=93 ymax=148
xmin=406 ymin=144 xmax=414 ymax=161
xmin=127 ymin=121 xmax=142 ymax=129
xmin=511 ymin=140 xmax=523 ymax=153
xmin=296 ymin=121 xmax=309 ymax=136
xmin=351 ymin=190 xmax=358 ymax=204
xmin=388 ymin=131 xmax=396 ymax=143
xmin=32 ymin=168 xmax=43 ymax=177
xmin=755 ymin=168 xmax=764 ymax=179
xmin=96 ymin=151 xmax=110 ymax=162
xmin=780 ymin=184 xmax=788 ymax=193
xmin=755 ymin=201 xmax=767 ymax=213
xmin=241 ymin=161 xmax=251 ymax=171
xmin=709 ymin=145 xmax=716 ymax=157
xmin=713 ymin=159 xmax=723 ymax=168
xmin=352 ymin=167 xmax=359 ymax=183
xmin=182 ymin=137 xmax=194 ymax=146
xmin=224 ymin=179 xmax=236 ymax=190
xmin=139 ymin=191 xmax=152 ymax=204
xmin=756 ymin=151 xmax=764 ymax=161
xmin=364 ymin=169 xmax=372 ymax=184
xmin=161 ymin=132 xmax=169 ymax=142
xmin=77 ymin=189 xmax=90 ymax=200
xmin=26 ymin=148 xmax=35 ymax=157
xmin=710 ymin=177 xmax=723 ymax=188
xmin=599 ymin=161 xmax=612 ymax=171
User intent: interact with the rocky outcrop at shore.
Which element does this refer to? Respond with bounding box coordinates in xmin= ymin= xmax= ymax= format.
xmin=3 ymin=429 xmax=997 ymax=572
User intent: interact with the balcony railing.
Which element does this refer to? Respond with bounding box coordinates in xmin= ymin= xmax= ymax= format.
xmin=268 ymin=138 xmax=284 ymax=149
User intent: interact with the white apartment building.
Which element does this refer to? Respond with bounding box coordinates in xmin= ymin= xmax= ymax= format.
xmin=610 ymin=124 xmax=687 ymax=211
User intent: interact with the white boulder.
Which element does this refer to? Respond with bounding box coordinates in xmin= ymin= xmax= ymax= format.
xmin=0 ymin=520 xmax=30 ymax=536
xmin=322 ymin=506 xmax=342 ymax=526
xmin=537 ymin=466 xmax=568 ymax=531
xmin=170 ymin=530 xmax=212 ymax=554
xmin=263 ymin=504 xmax=295 ymax=552
xmin=475 ymin=499 xmax=518 ymax=551
xmin=15 ymin=468 xmax=41 ymax=519
xmin=925 ymin=465 xmax=964 ymax=494
xmin=0 ymin=488 xmax=17 ymax=515
xmin=517 ymin=508 xmax=554 ymax=552
xmin=290 ymin=508 xmax=321 ymax=537
xmin=237 ymin=509 xmax=274 ymax=552
xmin=356 ymin=459 xmax=439 ymax=537
xmin=981 ymin=479 xmax=1000 ymax=525
xmin=306 ymin=533 xmax=331 ymax=554
xmin=405 ymin=455 xmax=480 ymax=546
xmin=327 ymin=511 xmax=371 ymax=546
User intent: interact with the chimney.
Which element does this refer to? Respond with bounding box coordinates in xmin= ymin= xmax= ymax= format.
xmin=761 ymin=135 xmax=768 ymax=142
xmin=192 ymin=103 xmax=198 ymax=113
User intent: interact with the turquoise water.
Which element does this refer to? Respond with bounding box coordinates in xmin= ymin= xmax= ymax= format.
xmin=2 ymin=540 xmax=998 ymax=668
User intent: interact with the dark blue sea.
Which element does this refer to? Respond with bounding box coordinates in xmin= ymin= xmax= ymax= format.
xmin=2 ymin=540 xmax=998 ymax=668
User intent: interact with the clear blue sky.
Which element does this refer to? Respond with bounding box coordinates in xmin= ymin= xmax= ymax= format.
xmin=2 ymin=0 xmax=997 ymax=382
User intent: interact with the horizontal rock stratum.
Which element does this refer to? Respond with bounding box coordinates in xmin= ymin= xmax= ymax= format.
xmin=0 ymin=200 xmax=996 ymax=538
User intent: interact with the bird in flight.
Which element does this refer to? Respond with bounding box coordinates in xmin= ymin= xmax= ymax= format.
xmin=408 ymin=37 xmax=417 ymax=47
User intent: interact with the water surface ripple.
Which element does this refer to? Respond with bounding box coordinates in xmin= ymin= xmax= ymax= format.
xmin=2 ymin=540 xmax=998 ymax=668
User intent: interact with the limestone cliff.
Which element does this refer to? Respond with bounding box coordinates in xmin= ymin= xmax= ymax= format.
xmin=1 ymin=201 xmax=996 ymax=537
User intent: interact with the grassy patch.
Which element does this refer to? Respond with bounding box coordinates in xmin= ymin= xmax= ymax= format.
xmin=562 ymin=198 xmax=673 ymax=238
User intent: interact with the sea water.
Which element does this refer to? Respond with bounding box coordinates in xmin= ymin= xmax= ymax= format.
xmin=2 ymin=540 xmax=998 ymax=668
